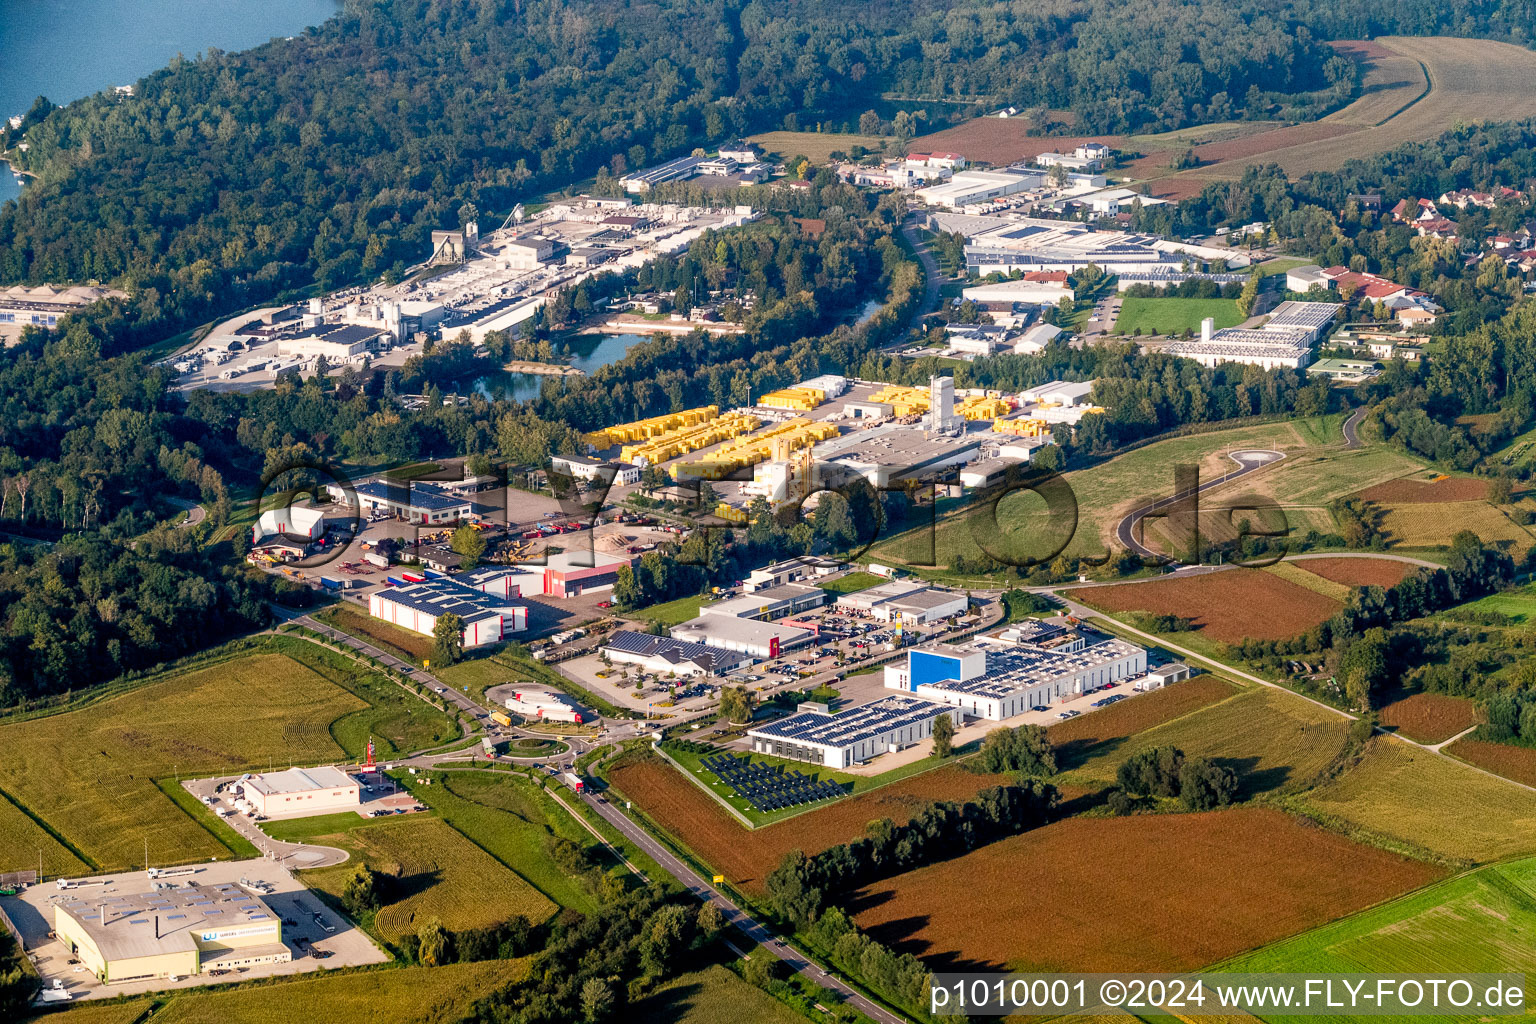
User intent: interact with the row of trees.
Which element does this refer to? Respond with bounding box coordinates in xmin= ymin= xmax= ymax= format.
xmin=1107 ymin=745 xmax=1238 ymax=813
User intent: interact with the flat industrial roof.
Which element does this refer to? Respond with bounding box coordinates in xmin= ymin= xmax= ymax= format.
xmin=915 ymin=638 xmax=1143 ymax=700
xmin=246 ymin=765 xmax=356 ymax=796
xmin=748 ymin=695 xmax=949 ymax=749
xmin=56 ymin=882 xmax=277 ymax=962
xmin=355 ymin=479 xmax=471 ymax=513
xmin=374 ymin=577 xmax=522 ymax=623
xmin=671 ymin=615 xmax=813 ymax=649
xmin=604 ymin=630 xmax=751 ymax=672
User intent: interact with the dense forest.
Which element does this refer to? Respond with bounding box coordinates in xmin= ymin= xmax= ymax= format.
xmin=6 ymin=0 xmax=1536 ymax=351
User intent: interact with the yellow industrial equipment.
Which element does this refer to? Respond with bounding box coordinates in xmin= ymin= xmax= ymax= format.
xmin=678 ymin=418 xmax=840 ymax=479
xmin=957 ymin=395 xmax=1010 ymax=420
xmin=992 ymin=417 xmax=1051 ymax=437
xmin=582 ymin=405 xmax=719 ymax=450
xmin=619 ymin=411 xmax=761 ymax=466
xmin=867 ymin=384 xmax=930 ymax=417
xmin=713 ymin=503 xmax=749 ymax=523
xmin=759 ymin=385 xmax=826 ymax=411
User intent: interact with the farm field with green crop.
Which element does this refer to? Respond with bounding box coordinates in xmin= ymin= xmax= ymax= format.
xmin=630 ymin=965 xmax=813 ymax=1023
xmin=1221 ymin=857 xmax=1536 ymax=1020
xmin=316 ymin=603 xmax=433 ymax=662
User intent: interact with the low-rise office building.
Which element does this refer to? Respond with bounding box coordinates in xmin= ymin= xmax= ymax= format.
xmin=871 ymin=588 xmax=968 ymax=624
xmin=55 ymin=881 xmax=289 ymax=983
xmin=515 ymin=549 xmax=636 ymax=598
xmin=670 ymin=614 xmax=814 ymax=659
xmin=701 ymin=583 xmax=827 ymax=620
xmin=603 ymin=630 xmax=752 ymax=676
xmin=244 ymin=766 xmax=360 ymax=817
xmin=369 ymin=575 xmax=527 ymax=647
xmin=745 ymin=558 xmax=843 ymax=591
xmin=334 ymin=480 xmax=472 ymax=525
xmin=747 ymin=696 xmax=960 ymax=769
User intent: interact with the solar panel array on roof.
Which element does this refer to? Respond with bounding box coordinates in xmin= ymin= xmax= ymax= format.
xmin=355 ymin=480 xmax=468 ymax=512
xmin=750 ymin=695 xmax=947 ymax=749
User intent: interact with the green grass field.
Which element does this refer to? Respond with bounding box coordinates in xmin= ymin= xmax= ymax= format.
xmin=1204 ymin=445 xmax=1427 ymax=507
xmin=630 ymin=964 xmax=812 ymax=1023
xmin=406 ymin=769 xmax=606 ymax=911
xmin=631 ymin=593 xmax=707 ymax=626
xmin=818 ymin=571 xmax=886 ymax=594
xmin=1301 ymin=736 xmax=1536 ymax=864
xmin=1220 ymin=857 xmax=1536 ymax=1022
xmin=295 ymin=815 xmax=557 ymax=943
xmin=869 ymin=414 xmax=1345 ymax=570
xmin=0 ymin=641 xmax=454 ymax=873
xmin=1115 ymin=296 xmax=1243 ymax=336
xmin=28 ymin=960 xmax=532 ymax=1024
xmin=1059 ymin=687 xmax=1352 ymax=799
xmin=1447 ymin=584 xmax=1536 ymax=623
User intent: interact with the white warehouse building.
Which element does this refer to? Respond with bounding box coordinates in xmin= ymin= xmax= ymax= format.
xmin=883 ymin=639 xmax=1147 ymax=719
xmin=746 ymin=696 xmax=961 ymax=769
xmin=242 ymin=766 xmax=360 ymax=817
xmin=368 ymin=572 xmax=528 ymax=648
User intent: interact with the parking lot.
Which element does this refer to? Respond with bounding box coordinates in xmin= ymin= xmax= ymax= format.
xmin=1 ymin=859 xmax=386 ymax=1002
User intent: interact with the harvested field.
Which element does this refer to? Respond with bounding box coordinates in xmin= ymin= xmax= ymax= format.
xmin=849 ymin=808 xmax=1442 ymax=973
xmin=1073 ymin=569 xmax=1342 ymax=642
xmin=908 ymin=122 xmax=1128 ymax=167
xmin=747 ymin=130 xmax=891 ymax=164
xmin=1304 ymin=736 xmax=1536 ymax=862
xmin=1357 ymin=476 xmax=1489 ymax=503
xmin=1146 ymin=37 xmax=1536 ymax=191
xmin=608 ymin=754 xmax=1007 ymax=889
xmin=1050 ymin=675 xmax=1237 ymax=770
xmin=1445 ymin=737 xmax=1536 ymax=789
xmin=1376 ymin=693 xmax=1480 ymax=744
xmin=1294 ymin=556 xmax=1415 ymax=588
xmin=1379 ymin=500 xmax=1531 ymax=548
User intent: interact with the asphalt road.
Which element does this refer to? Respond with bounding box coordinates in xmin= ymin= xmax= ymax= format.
xmin=898 ymin=217 xmax=943 ymax=340
xmin=582 ymin=788 xmax=911 ymax=1024
xmin=1342 ymin=404 xmax=1368 ymax=449
xmin=1114 ymin=448 xmax=1285 ymax=562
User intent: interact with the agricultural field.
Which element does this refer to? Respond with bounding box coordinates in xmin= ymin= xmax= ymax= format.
xmin=1262 ymin=561 xmax=1353 ymax=602
xmin=747 ymin=130 xmax=891 ymax=164
xmin=630 ymin=964 xmax=811 ymax=1024
xmin=1445 ymin=737 xmax=1536 ymax=789
xmin=1357 ymin=475 xmax=1489 ymax=503
xmin=1375 ymin=693 xmax=1480 ymax=744
xmin=1205 ymin=445 xmax=1426 ymax=508
xmin=316 ymin=604 xmax=433 ymax=662
xmin=1073 ymin=569 xmax=1342 ymax=642
xmin=1059 ymin=687 xmax=1352 ymax=798
xmin=1302 ymin=736 xmax=1536 ymax=863
xmin=407 ymin=769 xmax=607 ymax=911
xmin=1115 ymin=297 xmax=1242 ymax=337
xmin=0 ymin=789 xmax=88 ymax=876
xmin=1292 ymin=556 xmax=1415 ymax=589
xmin=607 ymin=753 xmax=1007 ymax=890
xmin=869 ymin=415 xmax=1343 ymax=569
xmin=0 ymin=650 xmax=378 ymax=872
xmin=1378 ymin=500 xmax=1531 ymax=549
xmin=296 ymin=816 xmax=557 ymax=943
xmin=1220 ymin=857 xmax=1536 ymax=1010
xmin=1443 ymin=583 xmax=1536 ymax=623
xmin=849 ymin=808 xmax=1442 ymax=973
xmin=1050 ymin=675 xmax=1238 ymax=770
xmin=28 ymin=960 xmax=532 ymax=1024
xmin=908 ymin=122 xmax=1127 ymax=167
xmin=1146 ymin=36 xmax=1536 ymax=194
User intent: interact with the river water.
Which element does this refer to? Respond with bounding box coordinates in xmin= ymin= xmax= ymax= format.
xmin=0 ymin=0 xmax=341 ymax=203
xmin=475 ymin=333 xmax=655 ymax=403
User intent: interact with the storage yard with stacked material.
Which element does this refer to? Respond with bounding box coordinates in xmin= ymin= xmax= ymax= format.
xmin=676 ymin=419 xmax=841 ymax=479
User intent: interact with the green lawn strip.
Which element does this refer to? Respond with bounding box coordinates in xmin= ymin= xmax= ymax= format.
xmin=1114 ymin=296 xmax=1243 ymax=336
xmin=629 ymin=593 xmax=707 ymax=626
xmin=402 ymin=769 xmax=598 ymax=912
xmin=154 ymin=778 xmax=261 ymax=860
xmin=818 ymin=571 xmax=887 ymax=595
xmin=261 ymin=809 xmax=416 ymax=844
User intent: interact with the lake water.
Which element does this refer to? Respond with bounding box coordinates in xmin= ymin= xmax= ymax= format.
xmin=0 ymin=0 xmax=341 ymax=203
xmin=475 ymin=333 xmax=653 ymax=402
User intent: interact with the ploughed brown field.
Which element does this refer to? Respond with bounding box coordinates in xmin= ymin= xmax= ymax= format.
xmin=909 ymin=123 xmax=1129 ymax=167
xmin=849 ymin=808 xmax=1443 ymax=973
xmin=607 ymin=756 xmax=1010 ymax=889
xmin=1051 ymin=675 xmax=1237 ymax=770
xmin=1356 ymin=477 xmax=1489 ymax=503
xmin=1377 ymin=693 xmax=1481 ymax=744
xmin=1075 ymin=569 xmax=1341 ymax=642
xmin=1446 ymin=737 xmax=1536 ymax=788
xmin=1294 ymin=556 xmax=1414 ymax=588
